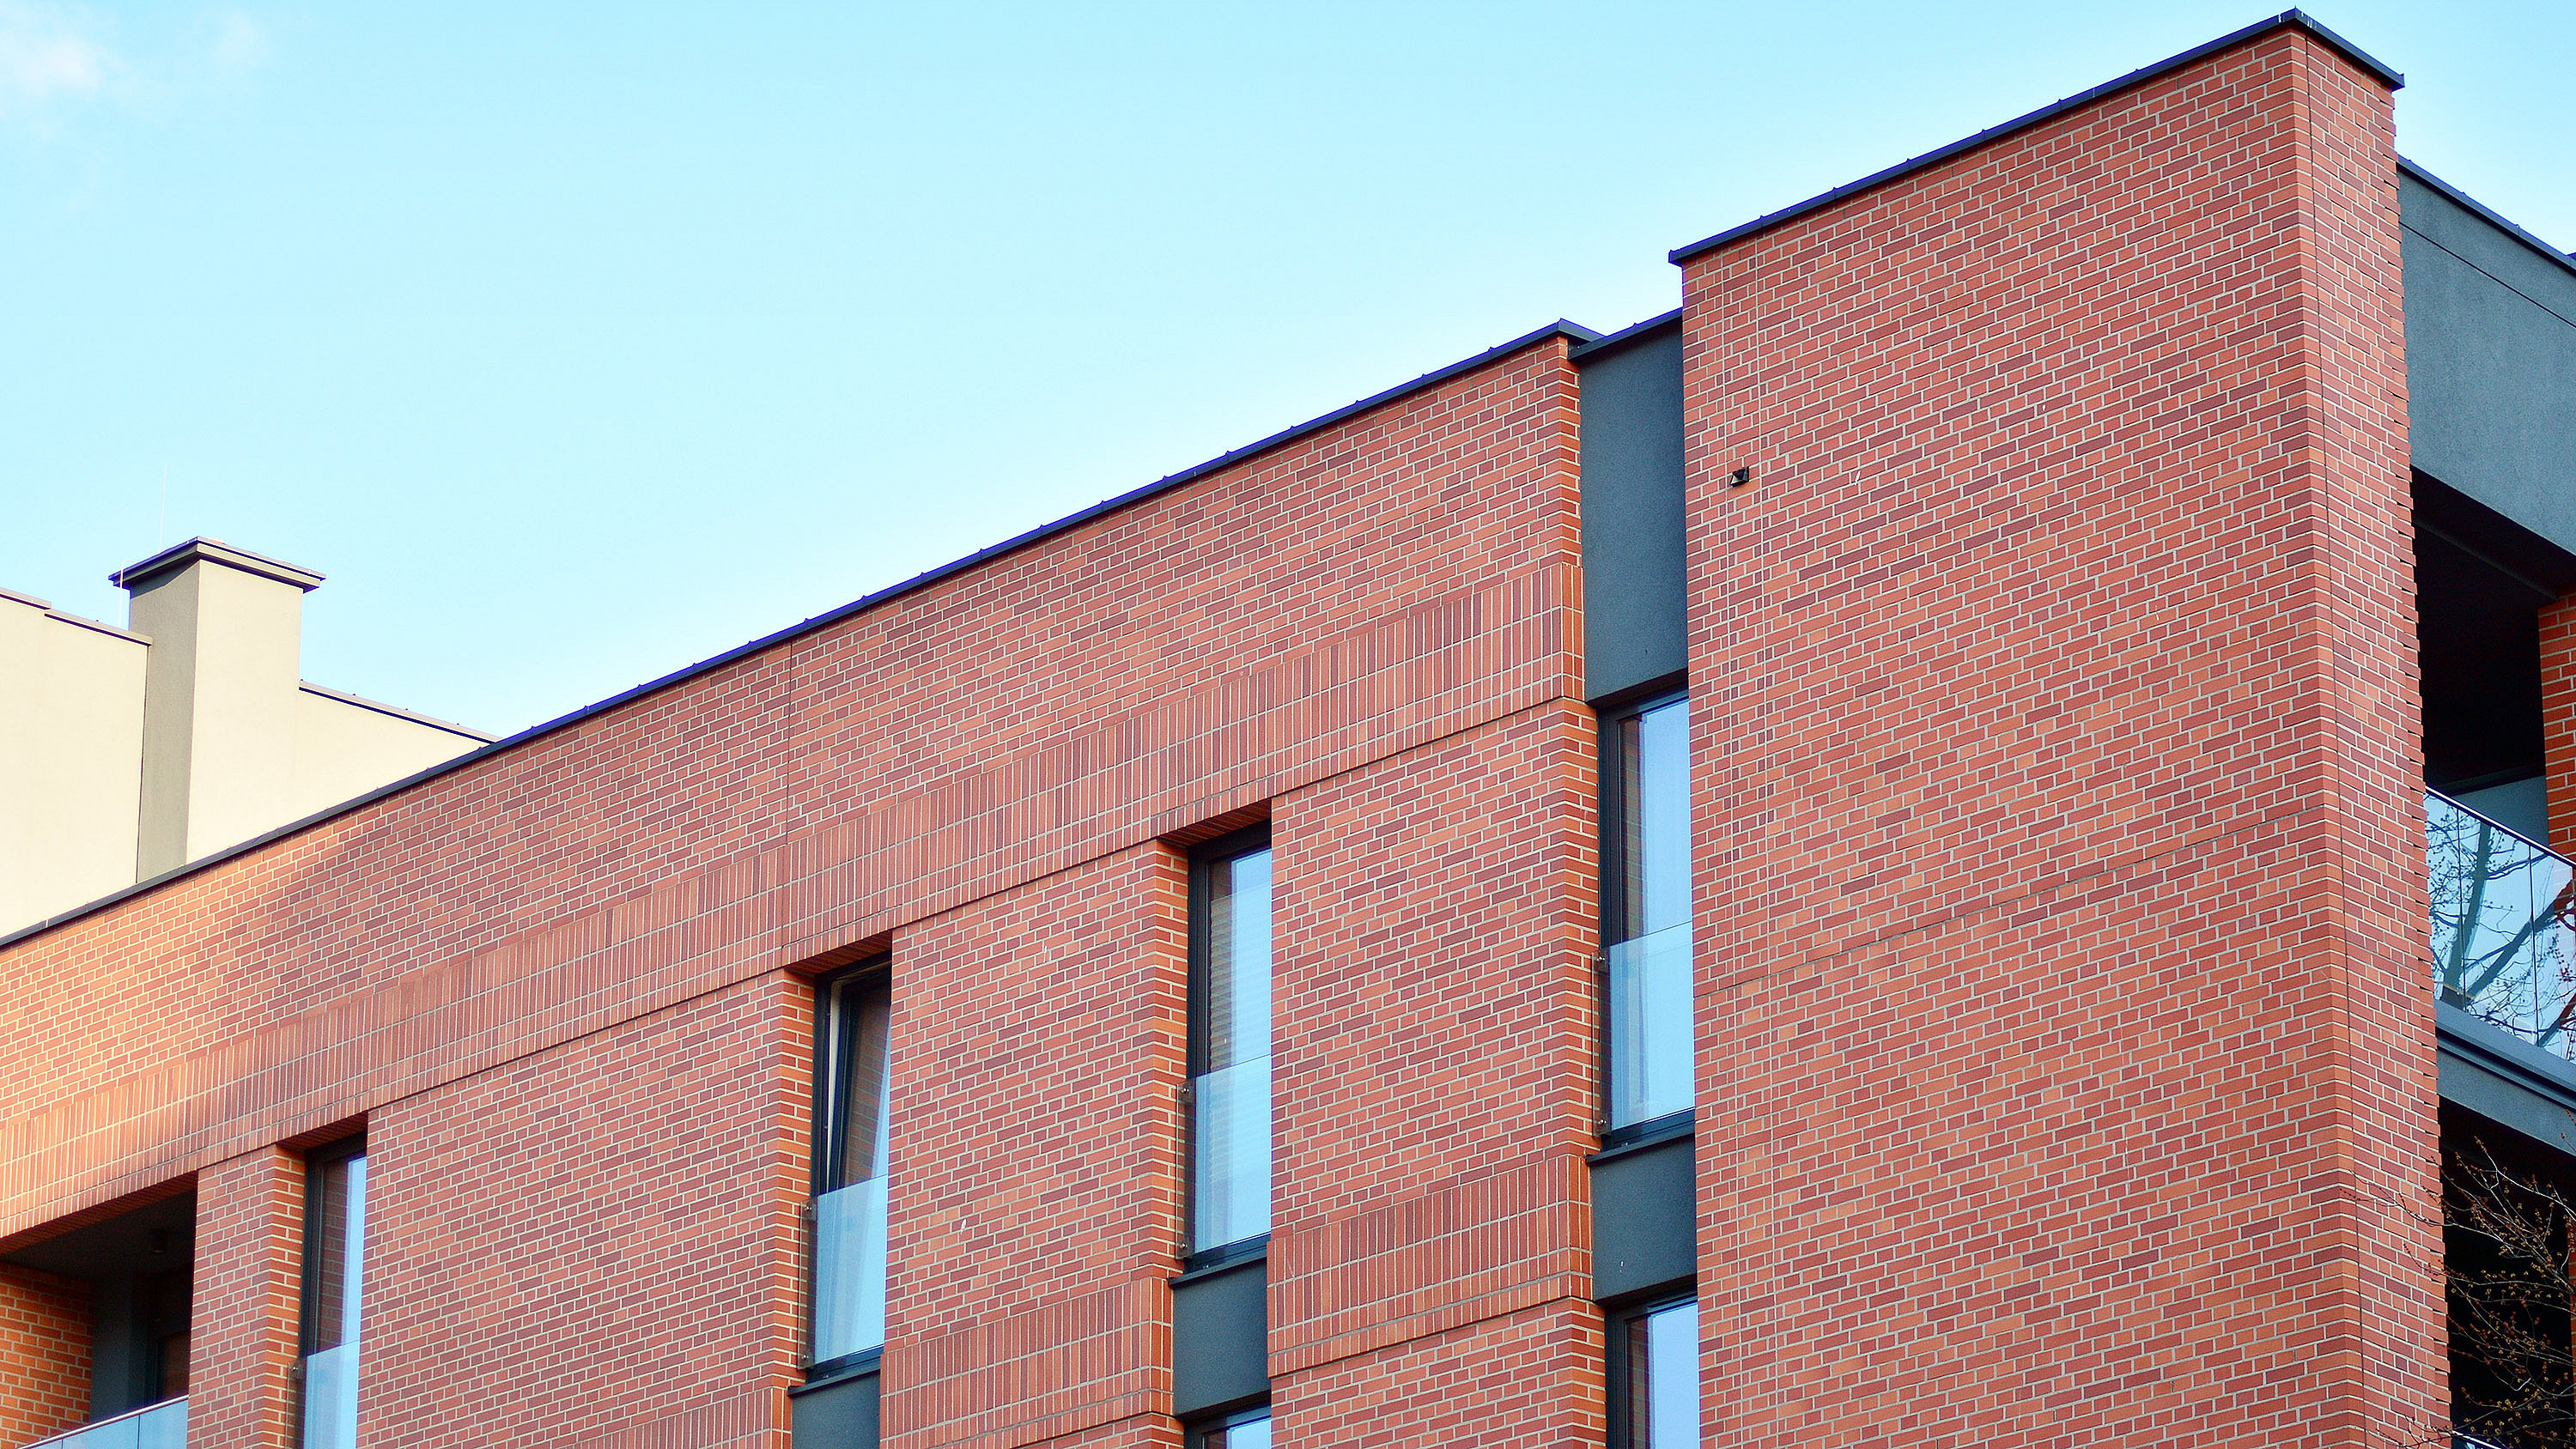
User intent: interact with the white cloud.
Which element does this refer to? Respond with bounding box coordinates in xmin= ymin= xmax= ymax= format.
xmin=0 ymin=2 xmax=112 ymax=108
xmin=210 ymin=10 xmax=264 ymax=73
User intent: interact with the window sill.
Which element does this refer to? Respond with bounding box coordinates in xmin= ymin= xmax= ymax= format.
xmin=1591 ymin=1111 xmax=1692 ymax=1163
xmin=1175 ymin=1234 xmax=1269 ymax=1282
xmin=795 ymin=1347 xmax=881 ymax=1392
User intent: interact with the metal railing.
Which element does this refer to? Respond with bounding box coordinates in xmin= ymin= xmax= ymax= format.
xmin=2429 ymin=789 xmax=2576 ymax=1056
xmin=21 ymin=1397 xmax=185 ymax=1449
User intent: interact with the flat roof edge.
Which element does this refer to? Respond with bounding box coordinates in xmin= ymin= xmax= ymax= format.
xmin=0 ymin=319 xmax=1599 ymax=954
xmin=298 ymin=681 xmax=498 ymax=742
xmin=2399 ymin=157 xmax=2576 ymax=287
xmin=1668 ymin=10 xmax=2402 ymax=266
xmin=1570 ymin=309 xmax=1683 ymax=364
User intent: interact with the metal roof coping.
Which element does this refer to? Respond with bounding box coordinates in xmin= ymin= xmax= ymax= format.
xmin=1667 ymin=10 xmax=2402 ymax=266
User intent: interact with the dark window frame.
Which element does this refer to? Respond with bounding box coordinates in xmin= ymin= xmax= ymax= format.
xmin=295 ymin=1132 xmax=368 ymax=1361
xmin=1597 ymin=683 xmax=1693 ymax=1149
xmin=807 ymin=957 xmax=892 ymax=1384
xmin=1185 ymin=824 xmax=1274 ymax=1270
xmin=811 ymin=959 xmax=893 ymax=1196
xmin=1605 ymin=1288 xmax=1697 ymax=1449
xmin=1183 ymin=1400 xmax=1273 ymax=1448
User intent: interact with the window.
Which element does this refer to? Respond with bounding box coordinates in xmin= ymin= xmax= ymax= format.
xmin=298 ymin=1139 xmax=368 ymax=1449
xmin=144 ymin=1268 xmax=191 ymax=1402
xmin=1609 ymin=1295 xmax=1698 ymax=1449
xmin=1188 ymin=1406 xmax=1273 ymax=1448
xmin=1603 ymin=692 xmax=1693 ymax=1133
xmin=811 ymin=966 xmax=893 ymax=1372
xmin=1190 ymin=829 xmax=1273 ymax=1261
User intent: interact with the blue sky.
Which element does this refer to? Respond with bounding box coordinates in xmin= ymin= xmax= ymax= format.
xmin=3 ymin=3 xmax=2567 ymax=737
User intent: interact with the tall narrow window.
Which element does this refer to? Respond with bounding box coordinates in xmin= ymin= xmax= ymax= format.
xmin=1605 ymin=693 xmax=1693 ymax=1131
xmin=1190 ymin=829 xmax=1273 ymax=1259
xmin=1610 ymin=1296 xmax=1698 ymax=1448
xmin=299 ymin=1140 xmax=368 ymax=1449
xmin=811 ymin=967 xmax=893 ymax=1370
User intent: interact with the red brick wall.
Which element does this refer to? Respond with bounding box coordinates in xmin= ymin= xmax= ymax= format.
xmin=0 ymin=331 xmax=1582 ymax=1444
xmin=2539 ymin=596 xmax=2576 ymax=854
xmin=1681 ymin=28 xmax=2434 ymax=1448
xmin=1281 ymin=1302 xmax=1601 ymax=1449
xmin=0 ymin=1262 xmax=88 ymax=1444
xmin=882 ymin=844 xmax=1188 ymax=1449
xmin=189 ymin=1149 xmax=305 ymax=1449
xmin=0 ymin=335 xmax=1580 ymax=1235
xmin=361 ymin=977 xmax=810 ymax=1448
xmin=1269 ymin=702 xmax=1601 ymax=1444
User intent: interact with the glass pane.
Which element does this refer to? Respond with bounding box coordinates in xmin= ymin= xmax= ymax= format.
xmin=1607 ymin=923 xmax=1694 ymax=1127
xmin=813 ymin=979 xmax=893 ymax=1360
xmin=1206 ymin=851 xmax=1273 ymax=1072
xmin=309 ymin=1158 xmax=351 ymax=1353
xmin=1206 ymin=1415 xmax=1272 ymax=1449
xmin=1192 ymin=1056 xmax=1273 ymax=1250
xmin=302 ymin=1150 xmax=366 ymax=1449
xmin=136 ymin=1398 xmax=187 ymax=1449
xmin=1627 ymin=1299 xmax=1698 ymax=1449
xmin=27 ymin=1397 xmax=189 ymax=1449
xmin=1610 ymin=698 xmax=1694 ymax=1128
xmin=834 ymin=985 xmax=893 ymax=1190
xmin=813 ymin=1177 xmax=890 ymax=1361
xmin=1194 ymin=846 xmax=1273 ymax=1252
xmin=1617 ymin=700 xmax=1691 ymax=943
xmin=2429 ymin=791 xmax=2576 ymax=1057
xmin=302 ymin=1343 xmax=359 ymax=1449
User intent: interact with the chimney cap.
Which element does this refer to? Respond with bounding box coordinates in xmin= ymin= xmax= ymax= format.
xmin=112 ymin=537 xmax=325 ymax=593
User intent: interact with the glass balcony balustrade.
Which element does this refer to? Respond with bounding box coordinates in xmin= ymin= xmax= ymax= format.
xmin=811 ymin=1175 xmax=889 ymax=1363
xmin=1607 ymin=923 xmax=1693 ymax=1129
xmin=22 ymin=1399 xmax=186 ymax=1449
xmin=303 ymin=1341 xmax=359 ymax=1449
xmin=1191 ymin=1053 xmax=1273 ymax=1251
xmin=2429 ymin=789 xmax=2576 ymax=1056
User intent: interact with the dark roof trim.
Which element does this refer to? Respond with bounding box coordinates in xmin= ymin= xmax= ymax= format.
xmin=113 ymin=537 xmax=324 ymax=593
xmin=1569 ymin=308 xmax=1683 ymax=365
xmin=1668 ymin=10 xmax=2401 ymax=265
xmin=0 ymin=319 xmax=1600 ymax=953
xmin=2399 ymin=157 xmax=2576 ymax=287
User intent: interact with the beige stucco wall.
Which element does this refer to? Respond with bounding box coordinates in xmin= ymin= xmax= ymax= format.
xmin=290 ymin=687 xmax=486 ymax=823
xmin=0 ymin=595 xmax=148 ymax=931
xmin=128 ymin=560 xmax=307 ymax=876
xmin=3 ymin=540 xmax=493 ymax=937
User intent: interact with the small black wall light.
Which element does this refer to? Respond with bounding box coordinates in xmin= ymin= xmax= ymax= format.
xmin=1728 ymin=466 xmax=1753 ymax=488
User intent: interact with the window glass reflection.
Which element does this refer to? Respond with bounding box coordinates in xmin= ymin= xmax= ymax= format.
xmin=1194 ymin=845 xmax=1273 ymax=1253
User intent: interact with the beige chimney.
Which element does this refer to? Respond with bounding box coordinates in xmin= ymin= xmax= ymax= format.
xmin=116 ymin=538 xmax=325 ymax=879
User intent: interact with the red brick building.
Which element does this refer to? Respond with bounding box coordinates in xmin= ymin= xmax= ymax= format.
xmin=6 ymin=13 xmax=2574 ymax=1447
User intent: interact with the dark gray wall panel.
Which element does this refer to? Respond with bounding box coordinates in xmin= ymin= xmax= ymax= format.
xmin=2403 ymin=169 xmax=2576 ymax=555
xmin=1172 ymin=1257 xmax=1268 ymax=1416
xmin=1577 ymin=323 xmax=1687 ymax=701
xmin=1591 ymin=1131 xmax=1695 ymax=1302
xmin=791 ymin=1369 xmax=879 ymax=1447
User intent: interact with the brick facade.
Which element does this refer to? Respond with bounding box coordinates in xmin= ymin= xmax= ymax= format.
xmin=1268 ymin=703 xmax=1599 ymax=1441
xmin=883 ymin=845 xmax=1188 ymax=1449
xmin=0 ymin=15 xmax=2472 ymax=1449
xmin=0 ymin=332 xmax=1585 ymax=1446
xmin=187 ymin=1149 xmax=304 ymax=1449
xmin=2539 ymin=596 xmax=2576 ymax=855
xmin=0 ymin=1266 xmax=88 ymax=1444
xmin=1681 ymin=28 xmax=2434 ymax=1447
